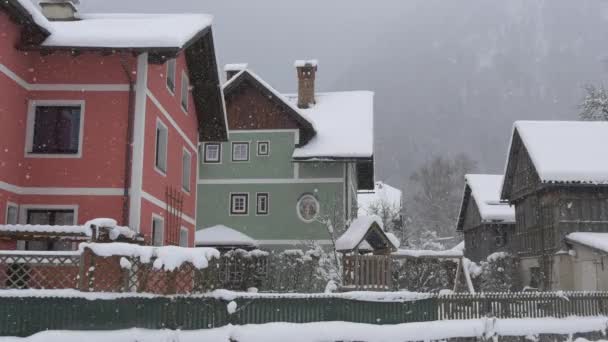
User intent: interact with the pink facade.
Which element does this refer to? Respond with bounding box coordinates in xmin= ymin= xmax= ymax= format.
xmin=0 ymin=10 xmax=207 ymax=247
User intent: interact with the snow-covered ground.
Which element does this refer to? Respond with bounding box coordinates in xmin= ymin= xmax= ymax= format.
xmin=1 ymin=317 xmax=606 ymax=341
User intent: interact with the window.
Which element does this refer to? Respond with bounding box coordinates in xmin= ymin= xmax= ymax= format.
xmin=230 ymin=193 xmax=249 ymax=215
xmin=182 ymin=149 xmax=192 ymax=192
xmin=155 ymin=121 xmax=168 ymax=173
xmin=179 ymin=227 xmax=189 ymax=247
xmin=29 ymin=104 xmax=82 ymax=155
xmin=25 ymin=209 xmax=75 ymax=251
xmin=232 ymin=142 xmax=249 ymax=162
xmin=257 ymin=141 xmax=270 ymax=156
xmin=204 ymin=143 xmax=221 ymax=163
xmin=152 ymin=216 xmax=164 ymax=246
xmin=297 ymin=194 xmax=320 ymax=223
xmin=166 ymin=59 xmax=176 ymax=93
xmin=256 ymin=193 xmax=269 ymax=215
xmin=181 ymin=71 xmax=189 ymax=112
xmin=5 ymin=204 xmax=18 ymax=224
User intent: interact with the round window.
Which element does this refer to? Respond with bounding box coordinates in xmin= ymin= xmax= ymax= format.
xmin=297 ymin=194 xmax=320 ymax=222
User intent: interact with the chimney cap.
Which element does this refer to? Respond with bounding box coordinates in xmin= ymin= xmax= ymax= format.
xmin=224 ymin=63 xmax=248 ymax=72
xmin=294 ymin=59 xmax=319 ymax=68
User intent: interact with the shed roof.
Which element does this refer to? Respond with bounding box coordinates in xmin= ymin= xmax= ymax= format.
xmin=566 ymin=232 xmax=608 ymax=254
xmin=505 ymin=121 xmax=608 ymax=185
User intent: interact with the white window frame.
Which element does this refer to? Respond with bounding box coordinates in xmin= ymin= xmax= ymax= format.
xmin=151 ymin=214 xmax=164 ymax=246
xmin=257 ymin=141 xmax=270 ymax=157
xmin=182 ymin=147 xmax=192 ymax=193
xmin=179 ymin=226 xmax=189 ymax=247
xmin=231 ymin=142 xmax=250 ymax=162
xmin=230 ymin=193 xmax=249 ymax=216
xmin=256 ymin=193 xmax=269 ymax=216
xmin=154 ymin=119 xmax=168 ymax=175
xmin=180 ymin=70 xmax=189 ymax=114
xmin=25 ymin=100 xmax=85 ymax=158
xmin=296 ymin=194 xmax=320 ymax=223
xmin=5 ymin=202 xmax=18 ymax=224
xmin=203 ymin=143 xmax=221 ymax=164
xmin=166 ymin=58 xmax=176 ymax=95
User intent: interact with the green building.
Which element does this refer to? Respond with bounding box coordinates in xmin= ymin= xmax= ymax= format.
xmin=197 ymin=61 xmax=374 ymax=249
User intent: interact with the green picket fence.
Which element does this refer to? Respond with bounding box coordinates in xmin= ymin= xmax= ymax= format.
xmin=0 ymin=295 xmax=436 ymax=337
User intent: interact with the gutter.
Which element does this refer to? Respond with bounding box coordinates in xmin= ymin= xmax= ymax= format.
xmin=119 ymin=54 xmax=136 ymax=226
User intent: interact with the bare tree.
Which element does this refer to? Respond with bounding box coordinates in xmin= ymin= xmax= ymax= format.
xmin=579 ymin=84 xmax=608 ymax=121
xmin=407 ymin=154 xmax=476 ymax=238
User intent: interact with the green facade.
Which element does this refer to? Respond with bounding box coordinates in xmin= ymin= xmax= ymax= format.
xmin=197 ymin=130 xmax=358 ymax=248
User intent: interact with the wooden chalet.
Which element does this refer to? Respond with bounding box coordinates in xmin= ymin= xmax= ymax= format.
xmin=501 ymin=121 xmax=608 ymax=290
xmin=456 ymin=174 xmax=515 ymax=262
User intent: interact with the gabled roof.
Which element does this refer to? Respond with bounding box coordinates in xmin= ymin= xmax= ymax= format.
xmin=456 ymin=174 xmax=515 ymax=231
xmin=335 ymin=216 xmax=397 ymax=253
xmin=503 ymin=121 xmax=608 ymax=186
xmin=285 ymin=91 xmax=374 ymax=160
xmin=222 ymin=69 xmax=317 ymax=146
xmin=3 ymin=0 xmax=227 ymax=142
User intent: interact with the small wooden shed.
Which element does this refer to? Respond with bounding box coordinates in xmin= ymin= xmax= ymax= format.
xmin=336 ymin=216 xmax=398 ymax=290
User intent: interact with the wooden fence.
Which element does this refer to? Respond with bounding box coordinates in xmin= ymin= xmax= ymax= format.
xmin=342 ymin=254 xmax=392 ymax=290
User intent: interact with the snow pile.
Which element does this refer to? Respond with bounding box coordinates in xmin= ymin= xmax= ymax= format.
xmin=14 ymin=0 xmax=214 ymax=48
xmin=335 ymin=216 xmax=390 ymax=251
xmin=464 ymin=174 xmax=515 ymax=223
xmin=512 ymin=121 xmax=608 ymax=184
xmin=566 ymin=232 xmax=608 ymax=253
xmin=195 ymin=225 xmax=258 ymax=248
xmin=84 ymin=218 xmax=136 ymax=240
xmin=288 ymin=91 xmax=374 ymax=159
xmin=78 ymin=243 xmax=220 ymax=271
xmin=208 ymin=289 xmax=430 ymax=302
xmin=7 ymin=317 xmax=608 ymax=342
xmin=358 ymin=181 xmax=402 ymax=216
xmin=226 ymin=301 xmax=238 ymax=314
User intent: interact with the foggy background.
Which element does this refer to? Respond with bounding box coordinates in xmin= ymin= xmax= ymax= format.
xmin=84 ymin=0 xmax=608 ymax=194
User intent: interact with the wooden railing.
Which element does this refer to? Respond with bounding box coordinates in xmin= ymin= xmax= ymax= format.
xmin=342 ymin=254 xmax=392 ymax=290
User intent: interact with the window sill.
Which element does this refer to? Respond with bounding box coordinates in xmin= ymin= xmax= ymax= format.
xmin=25 ymin=152 xmax=82 ymax=159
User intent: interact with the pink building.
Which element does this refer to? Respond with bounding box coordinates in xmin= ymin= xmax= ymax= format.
xmin=0 ymin=0 xmax=227 ymax=249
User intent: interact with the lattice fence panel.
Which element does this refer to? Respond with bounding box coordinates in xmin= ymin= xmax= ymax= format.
xmin=0 ymin=252 xmax=80 ymax=289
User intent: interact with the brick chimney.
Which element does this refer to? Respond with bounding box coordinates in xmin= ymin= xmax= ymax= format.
xmin=224 ymin=63 xmax=248 ymax=81
xmin=39 ymin=0 xmax=80 ymax=21
xmin=295 ymin=60 xmax=318 ymax=109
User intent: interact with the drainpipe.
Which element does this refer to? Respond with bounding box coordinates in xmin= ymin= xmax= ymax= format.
xmin=119 ymin=54 xmax=136 ymax=227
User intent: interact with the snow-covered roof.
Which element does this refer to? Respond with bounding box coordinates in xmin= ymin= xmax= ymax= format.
xmin=294 ymin=59 xmax=319 ymax=67
xmin=224 ymin=63 xmax=248 ymax=72
xmin=335 ymin=216 xmax=397 ymax=252
xmin=287 ymin=91 xmax=374 ymax=159
xmin=566 ymin=232 xmax=608 ymax=254
xmin=195 ymin=225 xmax=258 ymax=248
xmin=14 ymin=0 xmax=213 ymax=49
xmin=358 ymin=181 xmax=402 ymax=216
xmin=464 ymin=174 xmax=515 ymax=223
xmin=509 ymin=121 xmax=608 ymax=184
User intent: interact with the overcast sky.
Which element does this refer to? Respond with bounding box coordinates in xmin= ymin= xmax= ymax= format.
xmin=83 ymin=0 xmax=608 ymax=191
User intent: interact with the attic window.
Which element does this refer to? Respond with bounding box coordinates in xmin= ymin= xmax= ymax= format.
xmin=166 ymin=59 xmax=176 ymax=93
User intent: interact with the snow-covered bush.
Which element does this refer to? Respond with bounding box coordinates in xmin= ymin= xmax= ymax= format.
xmin=262 ymin=248 xmax=323 ymax=292
xmin=473 ymin=252 xmax=521 ymax=292
xmin=392 ymin=258 xmax=458 ymax=292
